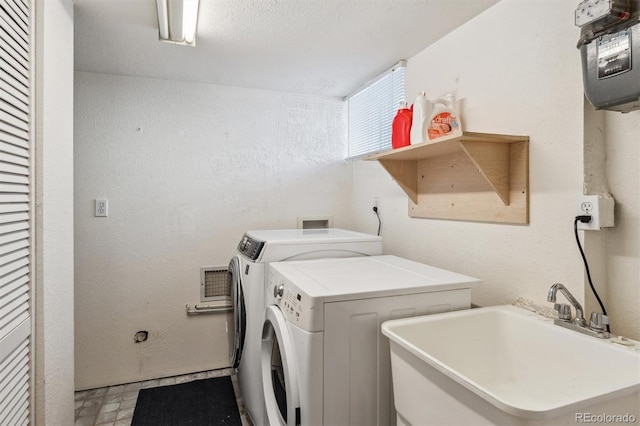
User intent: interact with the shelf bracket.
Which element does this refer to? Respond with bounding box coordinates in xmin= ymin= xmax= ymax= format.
xmin=458 ymin=141 xmax=510 ymax=206
xmin=379 ymin=159 xmax=418 ymax=203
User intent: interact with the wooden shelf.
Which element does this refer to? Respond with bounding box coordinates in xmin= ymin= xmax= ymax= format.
xmin=364 ymin=131 xmax=529 ymax=224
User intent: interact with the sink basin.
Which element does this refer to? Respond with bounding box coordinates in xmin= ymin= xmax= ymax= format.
xmin=382 ymin=305 xmax=640 ymax=426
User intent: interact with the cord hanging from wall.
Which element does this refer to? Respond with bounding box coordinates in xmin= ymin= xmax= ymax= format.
xmin=574 ymin=215 xmax=610 ymax=332
xmin=373 ymin=204 xmax=381 ymax=236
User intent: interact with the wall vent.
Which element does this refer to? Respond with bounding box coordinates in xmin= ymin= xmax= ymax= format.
xmin=200 ymin=266 xmax=230 ymax=302
xmin=297 ymin=215 xmax=334 ymax=229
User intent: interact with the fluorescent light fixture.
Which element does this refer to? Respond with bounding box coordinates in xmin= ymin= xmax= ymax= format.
xmin=156 ymin=0 xmax=199 ymax=46
xmin=182 ymin=0 xmax=199 ymax=44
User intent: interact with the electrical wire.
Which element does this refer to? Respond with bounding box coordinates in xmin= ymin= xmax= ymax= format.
xmin=574 ymin=217 xmax=610 ymax=332
xmin=373 ymin=206 xmax=381 ymax=236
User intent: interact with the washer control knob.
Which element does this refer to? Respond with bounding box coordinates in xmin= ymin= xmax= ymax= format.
xmin=274 ymin=284 xmax=284 ymax=299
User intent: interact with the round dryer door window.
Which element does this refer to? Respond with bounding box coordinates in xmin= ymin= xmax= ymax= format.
xmin=228 ymin=256 xmax=245 ymax=368
xmin=262 ymin=305 xmax=301 ymax=426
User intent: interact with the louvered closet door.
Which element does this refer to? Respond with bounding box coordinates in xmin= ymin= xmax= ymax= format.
xmin=0 ymin=1 xmax=32 ymax=425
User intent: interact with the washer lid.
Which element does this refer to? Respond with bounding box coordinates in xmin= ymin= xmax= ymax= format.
xmin=269 ymin=255 xmax=481 ymax=302
xmin=245 ymin=228 xmax=381 ymax=244
xmin=242 ymin=228 xmax=382 ymax=263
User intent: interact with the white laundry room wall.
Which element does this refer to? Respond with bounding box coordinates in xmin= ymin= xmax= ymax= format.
xmin=601 ymin=111 xmax=640 ymax=339
xmin=349 ymin=0 xmax=632 ymax=331
xmin=74 ymin=72 xmax=349 ymax=389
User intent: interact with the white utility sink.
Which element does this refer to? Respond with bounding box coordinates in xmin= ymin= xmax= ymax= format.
xmin=382 ymin=305 xmax=640 ymax=426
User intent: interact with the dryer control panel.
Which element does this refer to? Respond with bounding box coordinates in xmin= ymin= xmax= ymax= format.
xmin=237 ymin=234 xmax=265 ymax=261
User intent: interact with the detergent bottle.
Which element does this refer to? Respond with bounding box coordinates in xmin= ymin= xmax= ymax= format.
xmin=410 ymin=92 xmax=432 ymax=145
xmin=391 ymin=101 xmax=412 ymax=149
xmin=427 ymin=93 xmax=462 ymax=140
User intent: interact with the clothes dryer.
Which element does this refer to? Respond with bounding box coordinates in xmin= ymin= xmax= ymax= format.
xmin=228 ymin=229 xmax=382 ymax=426
xmin=261 ymin=255 xmax=481 ymax=426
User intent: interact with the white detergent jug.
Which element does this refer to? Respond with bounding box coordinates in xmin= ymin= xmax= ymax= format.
xmin=428 ymin=93 xmax=462 ymax=140
xmin=410 ymin=92 xmax=433 ymax=145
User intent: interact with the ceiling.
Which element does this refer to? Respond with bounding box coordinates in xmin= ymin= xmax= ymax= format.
xmin=73 ymin=0 xmax=500 ymax=98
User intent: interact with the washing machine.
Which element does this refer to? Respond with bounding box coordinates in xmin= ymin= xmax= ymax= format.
xmin=228 ymin=229 xmax=382 ymax=426
xmin=261 ymin=255 xmax=481 ymax=426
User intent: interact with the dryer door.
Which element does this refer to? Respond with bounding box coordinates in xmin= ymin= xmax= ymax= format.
xmin=228 ymin=256 xmax=245 ymax=368
xmin=262 ymin=306 xmax=301 ymax=426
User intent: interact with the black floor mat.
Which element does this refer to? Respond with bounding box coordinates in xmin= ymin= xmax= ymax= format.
xmin=131 ymin=376 xmax=242 ymax=426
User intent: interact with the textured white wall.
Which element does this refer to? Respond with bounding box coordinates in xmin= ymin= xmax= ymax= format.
xmin=34 ymin=0 xmax=75 ymax=424
xmin=350 ymin=0 xmax=590 ymax=313
xmin=603 ymin=111 xmax=639 ymax=339
xmin=351 ymin=0 xmax=640 ymax=340
xmin=73 ymin=0 xmax=639 ymax=392
xmin=74 ymin=72 xmax=349 ymax=389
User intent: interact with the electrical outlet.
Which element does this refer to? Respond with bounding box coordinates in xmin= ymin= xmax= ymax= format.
xmin=373 ymin=197 xmax=380 ymax=211
xmin=95 ymin=199 xmax=108 ymax=217
xmin=579 ymin=200 xmax=594 ymax=214
xmin=577 ymin=195 xmax=614 ymax=230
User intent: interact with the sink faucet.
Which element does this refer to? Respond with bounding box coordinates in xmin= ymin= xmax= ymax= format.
xmin=547 ymin=283 xmax=586 ymax=326
xmin=546 ymin=283 xmax=609 ymax=338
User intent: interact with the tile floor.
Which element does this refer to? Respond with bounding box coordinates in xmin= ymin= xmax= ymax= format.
xmin=74 ymin=368 xmax=252 ymax=426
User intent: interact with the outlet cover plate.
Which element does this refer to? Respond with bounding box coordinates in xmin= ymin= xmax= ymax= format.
xmin=577 ymin=195 xmax=614 ymax=230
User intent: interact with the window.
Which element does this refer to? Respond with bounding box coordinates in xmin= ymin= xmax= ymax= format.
xmin=347 ymin=61 xmax=406 ymax=159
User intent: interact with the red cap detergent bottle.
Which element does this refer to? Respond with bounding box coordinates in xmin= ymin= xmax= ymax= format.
xmin=392 ymin=102 xmax=412 ymax=149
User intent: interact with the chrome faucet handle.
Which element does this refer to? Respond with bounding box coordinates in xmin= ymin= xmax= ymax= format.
xmin=554 ymin=303 xmax=572 ymax=321
xmin=589 ymin=312 xmax=609 ymax=331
